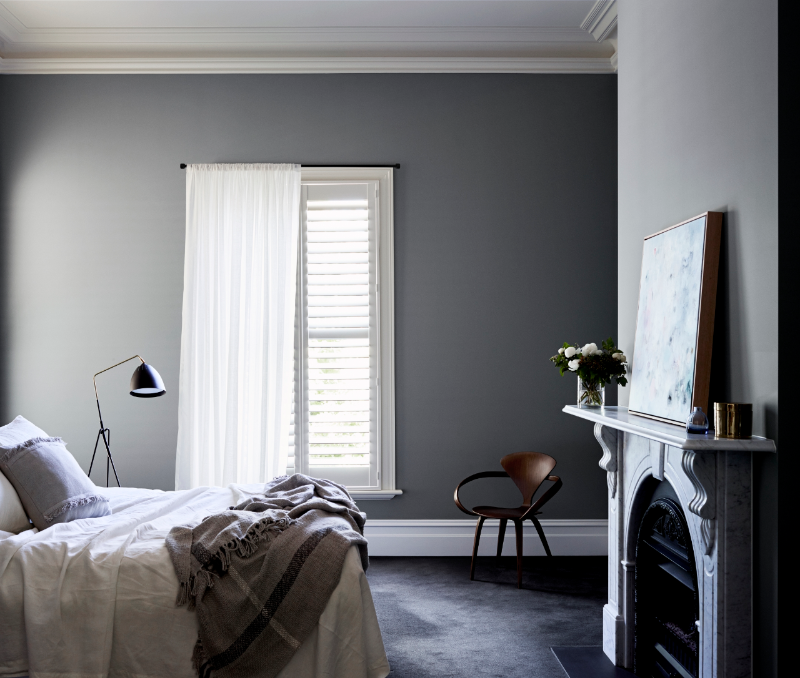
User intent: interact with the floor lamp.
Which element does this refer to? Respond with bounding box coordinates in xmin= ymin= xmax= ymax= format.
xmin=89 ymin=355 xmax=166 ymax=487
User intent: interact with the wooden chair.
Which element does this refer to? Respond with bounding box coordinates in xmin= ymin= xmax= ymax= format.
xmin=454 ymin=451 xmax=563 ymax=588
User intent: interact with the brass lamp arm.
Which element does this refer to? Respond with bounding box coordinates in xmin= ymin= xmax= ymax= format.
xmin=93 ymin=355 xmax=146 ymax=400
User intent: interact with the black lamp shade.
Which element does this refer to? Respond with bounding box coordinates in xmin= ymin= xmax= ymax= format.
xmin=130 ymin=363 xmax=166 ymax=398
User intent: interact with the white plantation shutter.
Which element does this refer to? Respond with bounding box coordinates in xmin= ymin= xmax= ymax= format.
xmin=290 ymin=169 xmax=397 ymax=497
xmin=291 ymin=181 xmax=375 ymax=488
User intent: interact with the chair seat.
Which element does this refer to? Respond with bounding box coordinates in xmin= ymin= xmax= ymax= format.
xmin=472 ymin=506 xmax=542 ymax=520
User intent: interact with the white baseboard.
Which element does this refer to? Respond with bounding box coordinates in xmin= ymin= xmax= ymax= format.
xmin=363 ymin=519 xmax=607 ymax=557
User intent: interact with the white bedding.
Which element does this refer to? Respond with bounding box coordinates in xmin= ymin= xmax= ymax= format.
xmin=0 ymin=484 xmax=390 ymax=678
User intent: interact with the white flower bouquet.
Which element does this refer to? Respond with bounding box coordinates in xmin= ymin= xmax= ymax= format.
xmin=550 ymin=338 xmax=628 ymax=407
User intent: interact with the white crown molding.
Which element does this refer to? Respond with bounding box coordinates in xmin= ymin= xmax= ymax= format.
xmin=0 ymin=55 xmax=616 ymax=74
xmin=0 ymin=4 xmax=18 ymax=44
xmin=0 ymin=24 xmax=594 ymax=45
xmin=0 ymin=1 xmax=617 ymax=74
xmin=580 ymin=0 xmax=617 ymax=43
xmin=363 ymin=519 xmax=608 ymax=557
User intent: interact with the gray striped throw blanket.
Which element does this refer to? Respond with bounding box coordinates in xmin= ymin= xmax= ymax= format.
xmin=166 ymin=474 xmax=369 ymax=678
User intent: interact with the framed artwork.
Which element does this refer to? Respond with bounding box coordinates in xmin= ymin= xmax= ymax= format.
xmin=628 ymin=212 xmax=722 ymax=426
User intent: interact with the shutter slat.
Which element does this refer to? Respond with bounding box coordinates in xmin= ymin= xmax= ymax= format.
xmin=307 ymin=199 xmax=368 ymax=208
xmin=309 ymin=413 xmax=371 ymax=422
xmin=309 ymin=378 xmax=371 ymax=389
xmin=307 ymin=209 xmax=368 ymax=220
xmin=307 ymin=231 xmax=368 ymax=242
xmin=307 ymin=285 xmax=369 ymax=296
xmin=308 ymin=402 xmax=370 ymax=411
xmin=308 ymin=358 xmax=370 ymax=367
xmin=307 ymin=263 xmax=369 ymax=275
xmin=308 ymin=296 xmax=369 ymax=307
xmin=308 ymin=369 xmax=370 ymax=378
xmin=308 ymin=307 xmax=369 ymax=317
xmin=308 ymin=242 xmax=369 ymax=253
xmin=308 ymin=317 xmax=369 ymax=328
xmin=308 ymin=253 xmax=369 ymax=264
xmin=309 ymin=346 xmax=369 ymax=356
xmin=308 ymin=328 xmax=369 ymax=339
xmin=307 ymin=221 xmax=368 ymax=231
xmin=308 ymin=274 xmax=369 ymax=285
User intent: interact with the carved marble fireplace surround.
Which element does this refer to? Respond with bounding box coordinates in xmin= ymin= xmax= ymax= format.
xmin=563 ymin=406 xmax=775 ymax=678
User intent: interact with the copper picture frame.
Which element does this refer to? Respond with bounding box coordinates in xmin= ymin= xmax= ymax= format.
xmin=628 ymin=211 xmax=722 ymax=426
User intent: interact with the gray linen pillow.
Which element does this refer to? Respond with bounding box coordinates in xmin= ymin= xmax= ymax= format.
xmin=0 ymin=415 xmax=50 ymax=532
xmin=0 ymin=437 xmax=110 ymax=530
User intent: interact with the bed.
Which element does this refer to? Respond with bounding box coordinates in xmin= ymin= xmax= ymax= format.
xmin=0 ymin=483 xmax=390 ymax=678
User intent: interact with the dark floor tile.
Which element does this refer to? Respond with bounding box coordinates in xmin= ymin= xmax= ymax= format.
xmin=551 ymin=647 xmax=635 ymax=678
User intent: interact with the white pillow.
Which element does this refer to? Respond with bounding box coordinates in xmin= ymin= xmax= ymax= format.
xmin=0 ymin=415 xmax=49 ymax=448
xmin=0 ymin=416 xmax=49 ymax=533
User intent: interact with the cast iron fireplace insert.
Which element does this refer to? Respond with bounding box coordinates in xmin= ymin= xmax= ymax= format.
xmin=635 ymin=488 xmax=699 ymax=678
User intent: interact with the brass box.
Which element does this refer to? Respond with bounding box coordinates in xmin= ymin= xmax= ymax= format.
xmin=714 ymin=403 xmax=753 ymax=439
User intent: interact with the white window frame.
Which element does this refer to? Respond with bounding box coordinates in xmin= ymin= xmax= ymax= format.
xmin=295 ymin=167 xmax=400 ymax=501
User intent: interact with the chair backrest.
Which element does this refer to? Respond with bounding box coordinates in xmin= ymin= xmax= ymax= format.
xmin=500 ymin=451 xmax=557 ymax=506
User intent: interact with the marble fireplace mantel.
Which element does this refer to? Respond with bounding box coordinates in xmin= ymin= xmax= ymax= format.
xmin=563 ymin=405 xmax=775 ymax=678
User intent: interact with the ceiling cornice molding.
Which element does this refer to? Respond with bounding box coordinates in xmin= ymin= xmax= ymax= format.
xmin=0 ymin=1 xmax=616 ymax=75
xmin=580 ymin=0 xmax=617 ymax=43
xmin=0 ymin=25 xmax=593 ymax=43
xmin=0 ymin=6 xmax=18 ymax=46
xmin=0 ymin=55 xmax=615 ymax=75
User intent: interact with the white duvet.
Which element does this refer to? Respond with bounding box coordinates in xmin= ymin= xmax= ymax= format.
xmin=0 ymin=484 xmax=390 ymax=678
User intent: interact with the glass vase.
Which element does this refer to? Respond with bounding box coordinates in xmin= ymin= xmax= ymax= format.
xmin=578 ymin=379 xmax=605 ymax=408
xmin=686 ymin=406 xmax=710 ymax=434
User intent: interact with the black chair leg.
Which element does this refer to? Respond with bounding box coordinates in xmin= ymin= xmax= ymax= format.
xmin=513 ymin=519 xmax=523 ymax=589
xmin=496 ymin=518 xmax=507 ymax=558
xmin=530 ymin=516 xmax=552 ymax=557
xmin=470 ymin=516 xmax=486 ymax=581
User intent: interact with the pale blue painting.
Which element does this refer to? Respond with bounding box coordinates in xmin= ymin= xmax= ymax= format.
xmin=628 ymin=216 xmax=707 ymax=423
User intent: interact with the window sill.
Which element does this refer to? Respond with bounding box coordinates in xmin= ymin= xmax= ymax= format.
xmin=350 ymin=490 xmax=403 ymax=501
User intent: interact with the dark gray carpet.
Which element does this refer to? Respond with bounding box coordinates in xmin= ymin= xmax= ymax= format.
xmin=366 ymin=556 xmax=607 ymax=678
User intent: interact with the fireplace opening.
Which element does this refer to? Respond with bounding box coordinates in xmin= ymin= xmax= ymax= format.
xmin=635 ymin=483 xmax=699 ymax=678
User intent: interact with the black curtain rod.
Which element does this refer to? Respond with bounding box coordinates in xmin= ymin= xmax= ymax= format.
xmin=179 ymin=163 xmax=399 ymax=169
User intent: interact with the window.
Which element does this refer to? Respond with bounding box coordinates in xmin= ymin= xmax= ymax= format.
xmin=287 ymin=168 xmax=399 ymax=499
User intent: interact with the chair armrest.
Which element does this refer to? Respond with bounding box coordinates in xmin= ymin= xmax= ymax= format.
xmin=521 ymin=475 xmax=563 ymax=519
xmin=453 ymin=471 xmax=509 ymax=517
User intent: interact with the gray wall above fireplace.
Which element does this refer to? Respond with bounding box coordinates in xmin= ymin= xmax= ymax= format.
xmin=616 ymin=0 xmax=777 ymax=675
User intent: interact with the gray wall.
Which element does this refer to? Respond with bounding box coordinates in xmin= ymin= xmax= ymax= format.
xmin=0 ymin=74 xmax=618 ymax=521
xmin=616 ymin=1 xmax=777 ymax=674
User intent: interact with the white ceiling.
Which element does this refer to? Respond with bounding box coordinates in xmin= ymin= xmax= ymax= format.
xmin=0 ymin=0 xmax=617 ymax=73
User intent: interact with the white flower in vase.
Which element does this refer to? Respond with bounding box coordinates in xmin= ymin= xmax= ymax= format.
xmin=568 ymin=359 xmax=581 ymax=371
xmin=558 ymin=347 xmax=565 ymax=355
xmin=564 ymin=347 xmax=577 ymax=358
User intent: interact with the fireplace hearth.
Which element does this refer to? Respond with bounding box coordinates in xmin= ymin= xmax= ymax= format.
xmin=635 ymin=492 xmax=699 ymax=678
xmin=563 ymin=406 xmax=775 ymax=678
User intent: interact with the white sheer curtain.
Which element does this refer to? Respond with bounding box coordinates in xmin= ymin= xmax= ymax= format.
xmin=175 ymin=164 xmax=300 ymax=489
